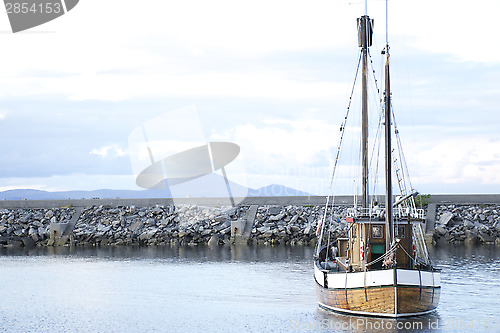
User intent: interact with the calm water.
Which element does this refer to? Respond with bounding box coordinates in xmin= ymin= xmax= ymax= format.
xmin=0 ymin=245 xmax=499 ymax=332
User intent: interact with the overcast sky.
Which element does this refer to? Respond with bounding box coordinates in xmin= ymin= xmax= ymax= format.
xmin=0 ymin=0 xmax=499 ymax=195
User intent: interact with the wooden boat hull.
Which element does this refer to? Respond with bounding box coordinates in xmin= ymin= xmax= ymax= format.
xmin=314 ymin=264 xmax=440 ymax=317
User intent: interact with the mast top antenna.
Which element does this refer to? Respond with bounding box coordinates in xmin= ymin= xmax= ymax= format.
xmin=385 ymin=0 xmax=389 ymax=45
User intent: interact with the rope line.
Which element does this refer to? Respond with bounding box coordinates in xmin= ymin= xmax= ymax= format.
xmin=316 ymin=50 xmax=364 ymax=255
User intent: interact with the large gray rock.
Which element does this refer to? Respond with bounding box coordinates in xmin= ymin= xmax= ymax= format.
xmin=38 ymin=226 xmax=48 ymax=237
xmin=208 ymin=234 xmax=221 ymax=246
xmin=465 ymin=229 xmax=480 ymax=245
xmin=268 ymin=207 xmax=281 ymax=215
xmin=434 ymin=225 xmax=447 ymax=236
xmin=257 ymin=226 xmax=271 ymax=234
xmin=152 ymin=206 xmax=163 ymax=215
xmin=303 ymin=226 xmax=310 ymax=235
xmin=129 ymin=220 xmax=143 ymax=233
xmin=13 ymin=229 xmax=24 ymax=236
xmin=479 ymin=224 xmax=489 ymax=233
xmin=223 ymin=208 xmax=237 ymax=216
xmin=214 ymin=215 xmax=229 ymax=223
xmin=438 ymin=212 xmax=454 ymax=226
xmin=463 ymin=220 xmax=474 ymax=229
xmin=269 ymin=212 xmax=285 ymax=222
xmin=479 ymin=231 xmax=495 ymax=243
xmin=138 ymin=229 xmax=157 ymax=241
xmin=215 ymin=221 xmax=230 ymax=232
xmin=262 ymin=230 xmax=274 ymax=238
xmin=28 ymin=227 xmax=39 ymax=242
xmin=21 ymin=237 xmax=36 ymax=248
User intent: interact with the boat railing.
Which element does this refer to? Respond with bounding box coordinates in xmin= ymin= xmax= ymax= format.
xmin=346 ymin=207 xmax=425 ymax=220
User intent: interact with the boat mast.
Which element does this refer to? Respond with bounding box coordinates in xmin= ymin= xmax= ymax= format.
xmin=383 ymin=0 xmax=394 ymax=248
xmin=357 ymin=8 xmax=372 ymax=209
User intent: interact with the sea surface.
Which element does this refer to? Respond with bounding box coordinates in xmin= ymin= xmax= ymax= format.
xmin=0 ymin=245 xmax=498 ymax=332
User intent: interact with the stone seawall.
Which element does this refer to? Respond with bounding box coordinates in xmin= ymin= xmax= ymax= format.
xmin=0 ymin=204 xmax=344 ymax=248
xmin=1 ymin=202 xmax=500 ymax=248
xmin=432 ymin=204 xmax=500 ymax=245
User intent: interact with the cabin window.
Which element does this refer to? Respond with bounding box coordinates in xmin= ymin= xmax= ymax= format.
xmin=396 ymin=225 xmax=406 ymax=238
xmin=371 ymin=225 xmax=383 ymax=238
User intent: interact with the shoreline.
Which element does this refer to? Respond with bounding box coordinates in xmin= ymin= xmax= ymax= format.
xmin=2 ymin=194 xmax=500 ymax=209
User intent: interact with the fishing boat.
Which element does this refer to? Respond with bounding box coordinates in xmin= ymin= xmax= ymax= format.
xmin=313 ymin=1 xmax=440 ymax=317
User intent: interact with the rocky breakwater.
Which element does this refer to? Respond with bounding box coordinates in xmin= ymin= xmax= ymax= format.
xmin=0 ymin=203 xmax=353 ymax=248
xmin=72 ymin=204 xmax=247 ymax=246
xmin=433 ymin=204 xmax=500 ymax=245
xmin=250 ymin=205 xmax=348 ymax=246
xmin=0 ymin=208 xmax=75 ymax=247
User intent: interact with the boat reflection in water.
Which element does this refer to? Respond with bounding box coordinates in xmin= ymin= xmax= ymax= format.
xmin=312 ymin=310 xmax=442 ymax=332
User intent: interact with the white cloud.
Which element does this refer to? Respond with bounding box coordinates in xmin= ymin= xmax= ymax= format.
xmin=410 ymin=137 xmax=500 ymax=187
xmin=0 ymin=0 xmax=496 ymax=104
xmin=212 ymin=113 xmax=500 ymax=195
xmin=1 ymin=0 xmax=499 ymax=195
xmin=211 ymin=113 xmax=338 ymax=192
xmin=0 ymin=0 xmax=355 ymax=101
xmin=1 ymin=1 xmax=497 ymax=85
xmin=90 ymin=144 xmax=128 ymax=159
xmin=390 ymin=0 xmax=500 ymax=63
xmin=218 ymin=116 xmax=337 ymax=165
xmin=36 ymin=71 xmax=347 ymax=101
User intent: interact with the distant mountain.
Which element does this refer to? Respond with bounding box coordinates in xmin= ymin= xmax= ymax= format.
xmin=0 ymin=176 xmax=315 ymax=200
xmin=248 ymin=184 xmax=315 ymax=197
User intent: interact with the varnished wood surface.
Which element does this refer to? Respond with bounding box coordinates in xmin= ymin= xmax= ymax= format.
xmin=397 ymin=286 xmax=440 ymax=314
xmin=316 ymin=282 xmax=440 ymax=316
xmin=317 ymin=283 xmax=395 ymax=314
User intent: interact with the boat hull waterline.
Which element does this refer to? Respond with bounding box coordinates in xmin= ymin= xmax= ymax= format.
xmin=314 ymin=263 xmax=441 ymax=317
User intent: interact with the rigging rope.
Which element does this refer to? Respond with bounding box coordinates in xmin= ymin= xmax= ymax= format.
xmin=316 ymin=50 xmax=364 ymax=254
xmin=391 ymin=104 xmax=414 ymax=194
xmin=367 ymin=48 xmax=385 ymax=205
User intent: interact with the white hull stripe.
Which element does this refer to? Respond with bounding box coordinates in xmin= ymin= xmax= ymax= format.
xmin=314 ymin=265 xmax=440 ymax=289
